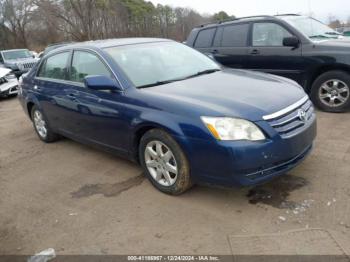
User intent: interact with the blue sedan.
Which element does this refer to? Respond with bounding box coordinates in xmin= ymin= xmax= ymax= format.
xmin=18 ymin=38 xmax=316 ymax=195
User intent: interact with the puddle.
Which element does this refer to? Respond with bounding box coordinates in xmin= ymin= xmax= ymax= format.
xmin=246 ymin=175 xmax=309 ymax=209
xmin=71 ymin=175 xmax=145 ymax=198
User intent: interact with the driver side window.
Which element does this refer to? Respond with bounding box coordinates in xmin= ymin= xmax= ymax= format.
xmin=253 ymin=23 xmax=292 ymax=46
xmin=69 ymin=51 xmax=112 ymax=83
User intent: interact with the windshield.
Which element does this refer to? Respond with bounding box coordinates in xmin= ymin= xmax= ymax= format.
xmin=2 ymin=49 xmax=32 ymax=60
xmin=281 ymin=16 xmax=342 ymax=40
xmin=105 ymin=42 xmax=220 ymax=88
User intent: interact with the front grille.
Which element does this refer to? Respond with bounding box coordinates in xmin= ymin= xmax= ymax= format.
xmin=23 ymin=62 xmax=36 ymax=69
xmin=18 ymin=62 xmax=36 ymax=71
xmin=265 ymin=99 xmax=315 ymax=138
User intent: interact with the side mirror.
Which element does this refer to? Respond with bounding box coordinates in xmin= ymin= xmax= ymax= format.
xmin=283 ymin=36 xmax=300 ymax=48
xmin=84 ymin=75 xmax=122 ymax=92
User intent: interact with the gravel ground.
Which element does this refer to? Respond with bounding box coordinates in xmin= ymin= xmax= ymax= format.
xmin=0 ymin=96 xmax=349 ymax=256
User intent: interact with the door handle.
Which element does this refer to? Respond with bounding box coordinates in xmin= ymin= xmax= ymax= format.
xmin=211 ymin=49 xmax=219 ymax=54
xmin=67 ymin=93 xmax=77 ymax=99
xmin=251 ymin=49 xmax=260 ymax=55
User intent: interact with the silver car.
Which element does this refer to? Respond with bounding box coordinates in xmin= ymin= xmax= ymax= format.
xmin=0 ymin=68 xmax=18 ymax=97
xmin=0 ymin=49 xmax=39 ymax=78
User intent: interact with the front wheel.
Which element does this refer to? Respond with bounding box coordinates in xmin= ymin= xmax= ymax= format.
xmin=139 ymin=129 xmax=192 ymax=195
xmin=310 ymin=70 xmax=350 ymax=112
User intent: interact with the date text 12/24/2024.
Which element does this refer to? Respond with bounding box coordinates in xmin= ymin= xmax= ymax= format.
xmin=127 ymin=256 xmax=220 ymax=261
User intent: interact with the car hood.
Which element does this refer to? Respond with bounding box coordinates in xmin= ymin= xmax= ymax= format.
xmin=314 ymin=37 xmax=350 ymax=50
xmin=141 ymin=69 xmax=306 ymax=121
xmin=0 ymin=68 xmax=11 ymax=78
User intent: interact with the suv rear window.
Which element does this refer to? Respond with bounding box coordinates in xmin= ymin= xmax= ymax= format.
xmin=221 ymin=24 xmax=249 ymax=47
xmin=194 ymin=28 xmax=216 ymax=48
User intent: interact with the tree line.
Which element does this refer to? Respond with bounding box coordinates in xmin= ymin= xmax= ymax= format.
xmin=0 ymin=0 xmax=234 ymax=51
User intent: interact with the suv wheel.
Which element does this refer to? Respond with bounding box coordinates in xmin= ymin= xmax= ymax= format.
xmin=139 ymin=129 xmax=192 ymax=195
xmin=31 ymin=105 xmax=60 ymax=143
xmin=311 ymin=70 xmax=350 ymax=112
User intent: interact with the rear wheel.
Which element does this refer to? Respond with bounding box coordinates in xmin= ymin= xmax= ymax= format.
xmin=31 ymin=105 xmax=60 ymax=143
xmin=310 ymin=70 xmax=350 ymax=112
xmin=139 ymin=129 xmax=192 ymax=195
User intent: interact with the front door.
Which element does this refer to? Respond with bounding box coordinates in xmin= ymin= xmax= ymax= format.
xmin=247 ymin=22 xmax=304 ymax=85
xmin=60 ymin=50 xmax=130 ymax=152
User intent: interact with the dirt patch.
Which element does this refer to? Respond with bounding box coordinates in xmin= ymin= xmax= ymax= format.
xmin=228 ymin=229 xmax=348 ymax=255
xmin=246 ymin=175 xmax=309 ymax=209
xmin=71 ymin=175 xmax=145 ymax=198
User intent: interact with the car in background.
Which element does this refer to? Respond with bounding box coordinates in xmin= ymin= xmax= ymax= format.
xmin=0 ymin=49 xmax=39 ymax=78
xmin=187 ymin=14 xmax=350 ymax=112
xmin=336 ymin=27 xmax=350 ymax=37
xmin=18 ymin=38 xmax=316 ymax=195
xmin=0 ymin=68 xmax=18 ymax=97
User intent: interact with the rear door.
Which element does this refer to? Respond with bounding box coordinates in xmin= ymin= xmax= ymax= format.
xmin=34 ymin=51 xmax=73 ymax=131
xmin=209 ymin=23 xmax=250 ymax=68
xmin=246 ymin=22 xmax=304 ymax=84
xmin=192 ymin=27 xmax=217 ymax=56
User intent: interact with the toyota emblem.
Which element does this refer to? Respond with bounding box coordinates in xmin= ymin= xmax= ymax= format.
xmin=298 ymin=109 xmax=307 ymax=122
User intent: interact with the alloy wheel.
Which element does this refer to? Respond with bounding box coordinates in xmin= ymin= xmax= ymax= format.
xmin=319 ymin=79 xmax=350 ymax=108
xmin=144 ymin=140 xmax=178 ymax=187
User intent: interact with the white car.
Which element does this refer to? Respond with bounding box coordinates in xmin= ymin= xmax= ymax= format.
xmin=0 ymin=68 xmax=18 ymax=97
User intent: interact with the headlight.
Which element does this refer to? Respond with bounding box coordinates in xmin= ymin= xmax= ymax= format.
xmin=201 ymin=117 xmax=266 ymax=141
xmin=5 ymin=73 xmax=16 ymax=80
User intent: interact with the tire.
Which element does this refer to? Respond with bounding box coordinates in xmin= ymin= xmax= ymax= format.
xmin=310 ymin=70 xmax=350 ymax=112
xmin=139 ymin=129 xmax=192 ymax=195
xmin=31 ymin=105 xmax=60 ymax=143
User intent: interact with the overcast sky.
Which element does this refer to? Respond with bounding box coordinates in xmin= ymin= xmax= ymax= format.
xmin=150 ymin=0 xmax=350 ymax=22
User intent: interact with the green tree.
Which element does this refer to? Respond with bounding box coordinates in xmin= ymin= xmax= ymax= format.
xmin=213 ymin=11 xmax=234 ymax=22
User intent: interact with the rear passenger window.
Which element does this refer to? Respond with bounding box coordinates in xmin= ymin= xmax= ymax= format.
xmin=221 ymin=24 xmax=249 ymax=47
xmin=38 ymin=52 xmax=70 ymax=80
xmin=69 ymin=51 xmax=112 ymax=83
xmin=194 ymin=28 xmax=216 ymax=48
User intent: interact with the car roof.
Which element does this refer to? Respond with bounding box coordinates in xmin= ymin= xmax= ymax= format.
xmin=52 ymin=38 xmax=173 ymax=53
xmin=197 ymin=14 xmax=304 ymax=29
xmin=1 ymin=48 xmax=29 ymax=52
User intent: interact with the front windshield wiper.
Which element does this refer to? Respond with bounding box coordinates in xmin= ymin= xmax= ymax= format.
xmin=325 ymin=31 xmax=342 ymax=35
xmin=137 ymin=69 xmax=221 ymax=89
xmin=310 ymin=33 xmax=341 ymax=39
xmin=309 ymin=34 xmax=332 ymax=39
xmin=184 ymin=69 xmax=221 ymax=79
xmin=137 ymin=79 xmax=182 ymax=89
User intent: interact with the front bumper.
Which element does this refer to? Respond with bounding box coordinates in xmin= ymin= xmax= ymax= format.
xmin=0 ymin=79 xmax=18 ymax=97
xmin=176 ymin=116 xmax=317 ymax=187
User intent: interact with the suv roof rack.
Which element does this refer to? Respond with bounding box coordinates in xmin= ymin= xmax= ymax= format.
xmin=198 ymin=15 xmax=275 ymax=28
xmin=275 ymin=14 xmax=301 ymax=16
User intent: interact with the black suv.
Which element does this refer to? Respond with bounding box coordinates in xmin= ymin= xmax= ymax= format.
xmin=187 ymin=14 xmax=350 ymax=112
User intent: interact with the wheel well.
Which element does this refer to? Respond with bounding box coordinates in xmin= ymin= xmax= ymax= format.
xmin=27 ymin=102 xmax=35 ymax=120
xmin=133 ymin=125 xmax=158 ymax=163
xmin=307 ymin=65 xmax=350 ymax=93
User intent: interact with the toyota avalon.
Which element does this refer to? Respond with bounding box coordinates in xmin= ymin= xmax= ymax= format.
xmin=18 ymin=38 xmax=316 ymax=195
